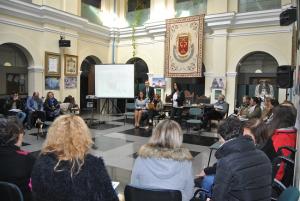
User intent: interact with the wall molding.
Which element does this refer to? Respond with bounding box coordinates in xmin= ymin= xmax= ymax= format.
xmin=28 ymin=66 xmax=44 ymax=72
xmin=0 ymin=0 xmax=293 ymax=43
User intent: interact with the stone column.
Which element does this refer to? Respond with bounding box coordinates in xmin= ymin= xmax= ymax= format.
xmin=28 ymin=66 xmax=44 ymax=96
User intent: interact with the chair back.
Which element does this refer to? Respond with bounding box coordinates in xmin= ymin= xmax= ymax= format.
xmin=126 ymin=103 xmax=136 ymax=111
xmin=0 ymin=181 xmax=24 ymax=201
xmin=277 ymin=187 xmax=300 ymax=201
xmin=189 ymin=108 xmax=203 ymax=119
xmin=124 ymin=185 xmax=182 ymax=201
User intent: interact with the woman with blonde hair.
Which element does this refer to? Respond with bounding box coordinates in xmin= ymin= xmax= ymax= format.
xmin=31 ymin=115 xmax=118 ymax=201
xmin=130 ymin=119 xmax=194 ymax=201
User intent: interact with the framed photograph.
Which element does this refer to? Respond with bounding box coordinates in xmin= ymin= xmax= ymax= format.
xmin=211 ymin=77 xmax=225 ymax=90
xmin=64 ymin=77 xmax=77 ymax=89
xmin=64 ymin=54 xmax=78 ymax=76
xmin=45 ymin=77 xmax=60 ymax=90
xmin=45 ymin=52 xmax=61 ymax=77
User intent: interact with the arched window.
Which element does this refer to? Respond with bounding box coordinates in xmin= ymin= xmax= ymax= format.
xmin=126 ymin=0 xmax=150 ymax=26
xmin=0 ymin=43 xmax=29 ymax=95
xmin=175 ymin=0 xmax=207 ymax=17
xmin=239 ymin=0 xmax=281 ymax=13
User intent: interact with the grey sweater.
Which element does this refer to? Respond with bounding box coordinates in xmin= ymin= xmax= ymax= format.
xmin=130 ymin=145 xmax=194 ymax=201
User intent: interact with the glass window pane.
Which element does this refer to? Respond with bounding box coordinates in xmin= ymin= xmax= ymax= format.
xmin=126 ymin=0 xmax=150 ymax=26
xmin=81 ymin=0 xmax=102 ymax=25
xmin=175 ymin=0 xmax=207 ymax=17
xmin=239 ymin=0 xmax=281 ymax=13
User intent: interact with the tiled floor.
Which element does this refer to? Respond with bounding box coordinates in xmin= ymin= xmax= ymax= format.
xmin=21 ymin=114 xmax=219 ymax=193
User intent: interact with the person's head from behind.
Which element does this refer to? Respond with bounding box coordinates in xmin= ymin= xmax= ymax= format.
xmin=218 ymin=94 xmax=225 ymax=102
xmin=269 ymin=105 xmax=296 ymax=135
xmin=243 ymin=118 xmax=269 ymax=145
xmin=149 ymin=119 xmax=183 ymax=149
xmin=218 ymin=117 xmax=243 ymax=143
xmin=0 ymin=118 xmax=24 ymax=147
xmin=270 ymin=98 xmax=279 ymax=107
xmin=138 ymin=91 xmax=144 ymax=100
xmin=250 ymin=97 xmax=260 ymax=106
xmin=242 ymin=96 xmax=250 ymax=105
xmin=42 ymin=115 xmax=93 ymax=175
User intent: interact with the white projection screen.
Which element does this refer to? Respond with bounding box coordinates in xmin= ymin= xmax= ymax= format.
xmin=95 ymin=64 xmax=135 ymax=98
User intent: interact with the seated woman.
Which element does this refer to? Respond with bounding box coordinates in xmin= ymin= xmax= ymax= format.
xmin=134 ymin=91 xmax=149 ymax=128
xmin=44 ymin=91 xmax=61 ymax=120
xmin=5 ymin=92 xmax=26 ymax=124
xmin=147 ymin=94 xmax=163 ymax=125
xmin=0 ymin=118 xmax=35 ymax=201
xmin=31 ymin=115 xmax=119 ymax=201
xmin=267 ymin=105 xmax=297 ymax=182
xmin=131 ymin=120 xmax=194 ymax=201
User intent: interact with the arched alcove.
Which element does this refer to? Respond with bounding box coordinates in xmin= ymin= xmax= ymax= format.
xmin=236 ymin=51 xmax=279 ymax=106
xmin=80 ymin=55 xmax=102 ymax=109
xmin=0 ymin=43 xmax=34 ymax=95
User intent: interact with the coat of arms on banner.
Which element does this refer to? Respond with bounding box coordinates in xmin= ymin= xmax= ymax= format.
xmin=165 ymin=15 xmax=204 ymax=77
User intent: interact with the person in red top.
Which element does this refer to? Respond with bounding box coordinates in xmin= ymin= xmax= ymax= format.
xmin=268 ymin=104 xmax=297 ymax=181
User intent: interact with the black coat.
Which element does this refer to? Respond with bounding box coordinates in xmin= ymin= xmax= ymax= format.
xmin=143 ymin=86 xmax=155 ymax=101
xmin=212 ymin=136 xmax=272 ymax=201
xmin=31 ymin=153 xmax=119 ymax=201
xmin=0 ymin=145 xmax=35 ymax=201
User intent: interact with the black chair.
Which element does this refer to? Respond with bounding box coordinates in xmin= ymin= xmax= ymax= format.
xmin=124 ymin=185 xmax=182 ymax=201
xmin=271 ymin=146 xmax=297 ymax=200
xmin=0 ymin=181 xmax=24 ymax=201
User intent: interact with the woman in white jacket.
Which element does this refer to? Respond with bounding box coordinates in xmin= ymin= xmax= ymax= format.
xmin=130 ymin=119 xmax=194 ymax=201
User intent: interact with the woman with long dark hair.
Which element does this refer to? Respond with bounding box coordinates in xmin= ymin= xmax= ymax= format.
xmin=170 ymin=82 xmax=185 ymax=121
xmin=0 ymin=118 xmax=35 ymax=201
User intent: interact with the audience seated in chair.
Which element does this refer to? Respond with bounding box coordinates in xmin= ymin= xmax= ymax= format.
xmin=0 ymin=118 xmax=35 ymax=201
xmin=147 ymin=94 xmax=163 ymax=125
xmin=5 ymin=92 xmax=26 ymax=124
xmin=134 ymin=91 xmax=149 ymax=128
xmin=25 ymin=91 xmax=45 ymax=130
xmin=31 ymin=115 xmax=119 ymax=201
xmin=202 ymin=117 xmax=272 ymax=201
xmin=131 ymin=120 xmax=194 ymax=201
xmin=245 ymin=96 xmax=262 ymax=119
xmin=265 ymin=105 xmax=297 ymax=182
xmin=44 ymin=91 xmax=61 ymax=121
xmin=237 ymin=95 xmax=250 ymax=116
xmin=63 ymin=95 xmax=79 ymax=112
xmin=202 ymin=94 xmax=228 ymax=129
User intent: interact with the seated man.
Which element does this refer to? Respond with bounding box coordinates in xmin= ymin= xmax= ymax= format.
xmin=203 ymin=94 xmax=228 ymax=129
xmin=237 ymin=95 xmax=250 ymax=116
xmin=5 ymin=92 xmax=26 ymax=124
xmin=26 ymin=92 xmax=45 ymax=129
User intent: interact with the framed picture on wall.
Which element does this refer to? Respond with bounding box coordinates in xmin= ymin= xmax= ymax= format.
xmin=64 ymin=54 xmax=78 ymax=76
xmin=45 ymin=77 xmax=60 ymax=90
xmin=45 ymin=52 xmax=61 ymax=77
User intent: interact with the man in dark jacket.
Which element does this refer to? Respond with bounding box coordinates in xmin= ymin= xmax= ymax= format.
xmin=143 ymin=80 xmax=155 ymax=101
xmin=210 ymin=117 xmax=272 ymax=201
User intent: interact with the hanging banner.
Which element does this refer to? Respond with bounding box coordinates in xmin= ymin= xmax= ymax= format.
xmin=165 ymin=15 xmax=204 ymax=77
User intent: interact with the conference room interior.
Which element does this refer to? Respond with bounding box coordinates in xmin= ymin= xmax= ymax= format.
xmin=1 ymin=0 xmax=300 ymax=200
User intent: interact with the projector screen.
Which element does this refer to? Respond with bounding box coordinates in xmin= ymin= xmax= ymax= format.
xmin=95 ymin=64 xmax=135 ymax=98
